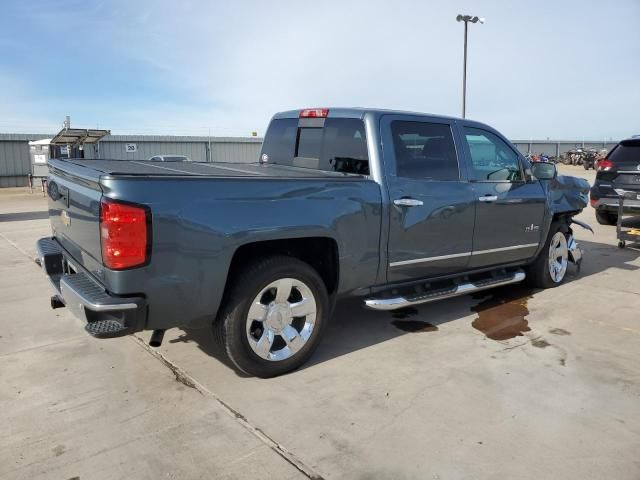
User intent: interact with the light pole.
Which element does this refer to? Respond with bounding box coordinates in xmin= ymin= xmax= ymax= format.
xmin=456 ymin=14 xmax=484 ymax=118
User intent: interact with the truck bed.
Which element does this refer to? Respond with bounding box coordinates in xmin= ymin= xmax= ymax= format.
xmin=50 ymin=158 xmax=362 ymax=179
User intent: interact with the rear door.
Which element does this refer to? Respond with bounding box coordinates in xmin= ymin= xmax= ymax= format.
xmin=461 ymin=125 xmax=546 ymax=268
xmin=382 ymin=115 xmax=476 ymax=282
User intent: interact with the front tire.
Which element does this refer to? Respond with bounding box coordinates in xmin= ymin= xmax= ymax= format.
xmin=214 ymin=256 xmax=329 ymax=378
xmin=595 ymin=210 xmax=618 ymax=226
xmin=526 ymin=223 xmax=570 ymax=288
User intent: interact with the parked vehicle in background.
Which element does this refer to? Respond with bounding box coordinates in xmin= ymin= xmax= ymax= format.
xmin=582 ymin=149 xmax=599 ymax=170
xmin=593 ymin=149 xmax=608 ymax=170
xmin=148 ymin=155 xmax=192 ymax=162
xmin=590 ymin=137 xmax=640 ymax=225
xmin=36 ymin=107 xmax=591 ymax=377
xmin=568 ymin=149 xmax=586 ymax=166
xmin=526 ymin=153 xmax=551 ymax=163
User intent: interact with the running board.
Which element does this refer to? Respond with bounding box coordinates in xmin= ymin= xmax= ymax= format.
xmin=364 ymin=270 xmax=526 ymax=311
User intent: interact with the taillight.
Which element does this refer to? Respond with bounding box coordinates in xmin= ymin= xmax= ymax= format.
xmin=299 ymin=108 xmax=329 ymax=118
xmin=590 ymin=197 xmax=598 ymax=207
xmin=100 ymin=198 xmax=149 ymax=270
xmin=597 ymin=159 xmax=614 ymax=171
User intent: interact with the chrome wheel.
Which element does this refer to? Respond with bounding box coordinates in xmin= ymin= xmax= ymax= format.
xmin=245 ymin=278 xmax=317 ymax=361
xmin=548 ymin=232 xmax=568 ymax=283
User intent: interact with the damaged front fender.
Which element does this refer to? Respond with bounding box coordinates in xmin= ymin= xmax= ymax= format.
xmin=547 ymin=175 xmax=591 ymax=214
xmin=571 ymin=218 xmax=594 ymax=234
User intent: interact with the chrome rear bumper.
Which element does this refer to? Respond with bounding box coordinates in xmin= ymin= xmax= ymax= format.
xmin=35 ymin=237 xmax=146 ymax=338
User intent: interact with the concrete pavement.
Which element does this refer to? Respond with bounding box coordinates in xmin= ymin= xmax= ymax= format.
xmin=0 ymin=189 xmax=306 ymax=480
xmin=1 ymin=165 xmax=639 ymax=479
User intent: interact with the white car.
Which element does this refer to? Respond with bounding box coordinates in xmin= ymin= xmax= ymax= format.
xmin=148 ymin=155 xmax=192 ymax=162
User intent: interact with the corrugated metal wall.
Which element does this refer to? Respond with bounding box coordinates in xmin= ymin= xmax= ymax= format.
xmin=0 ymin=134 xmax=50 ymax=187
xmin=211 ymin=140 xmax=262 ymax=163
xmin=81 ymin=135 xmax=261 ymax=163
xmin=0 ymin=134 xmax=263 ymax=187
xmin=83 ymin=136 xmax=209 ymax=162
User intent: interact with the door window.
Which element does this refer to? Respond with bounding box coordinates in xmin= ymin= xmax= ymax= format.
xmin=464 ymin=127 xmax=523 ymax=182
xmin=390 ymin=121 xmax=459 ymax=181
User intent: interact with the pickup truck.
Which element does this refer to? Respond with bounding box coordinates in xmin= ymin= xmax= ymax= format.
xmin=36 ymin=108 xmax=591 ymax=377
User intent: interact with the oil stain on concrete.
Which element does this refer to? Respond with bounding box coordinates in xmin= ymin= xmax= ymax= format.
xmin=471 ymin=286 xmax=533 ymax=340
xmin=549 ymin=327 xmax=571 ymax=336
xmin=531 ymin=337 xmax=551 ymax=348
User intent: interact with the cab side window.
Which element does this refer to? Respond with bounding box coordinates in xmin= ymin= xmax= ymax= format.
xmin=464 ymin=127 xmax=523 ymax=182
xmin=390 ymin=121 xmax=459 ymax=181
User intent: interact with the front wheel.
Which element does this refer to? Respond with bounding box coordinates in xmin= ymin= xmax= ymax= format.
xmin=214 ymin=256 xmax=329 ymax=378
xmin=526 ymin=224 xmax=570 ymax=288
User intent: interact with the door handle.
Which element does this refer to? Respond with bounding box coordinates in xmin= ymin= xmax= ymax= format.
xmin=478 ymin=195 xmax=498 ymax=202
xmin=394 ymin=198 xmax=424 ymax=207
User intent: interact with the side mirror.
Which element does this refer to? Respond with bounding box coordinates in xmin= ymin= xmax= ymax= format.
xmin=530 ymin=162 xmax=557 ymax=180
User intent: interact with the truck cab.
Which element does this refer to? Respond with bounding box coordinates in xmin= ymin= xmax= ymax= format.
xmin=262 ymin=108 xmax=549 ymax=284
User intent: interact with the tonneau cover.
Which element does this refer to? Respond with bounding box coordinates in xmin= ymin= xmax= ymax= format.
xmin=50 ymin=159 xmax=363 ymax=179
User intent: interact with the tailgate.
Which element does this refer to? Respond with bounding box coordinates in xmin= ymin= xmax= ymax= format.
xmin=611 ymin=172 xmax=640 ymax=189
xmin=47 ymin=160 xmax=103 ymax=269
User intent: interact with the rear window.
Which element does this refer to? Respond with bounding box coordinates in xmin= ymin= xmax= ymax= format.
xmin=609 ymin=141 xmax=640 ymax=165
xmin=260 ymin=118 xmax=369 ymax=175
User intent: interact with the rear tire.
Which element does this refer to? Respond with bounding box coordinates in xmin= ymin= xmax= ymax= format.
xmin=595 ymin=210 xmax=618 ymax=226
xmin=214 ymin=255 xmax=329 ymax=378
xmin=526 ymin=223 xmax=570 ymax=289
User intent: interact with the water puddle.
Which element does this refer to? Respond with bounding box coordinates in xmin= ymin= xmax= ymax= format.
xmin=392 ymin=319 xmax=438 ymax=333
xmin=471 ymin=286 xmax=533 ymax=340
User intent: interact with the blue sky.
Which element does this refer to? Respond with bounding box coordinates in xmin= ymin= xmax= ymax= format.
xmin=1 ymin=0 xmax=638 ymax=139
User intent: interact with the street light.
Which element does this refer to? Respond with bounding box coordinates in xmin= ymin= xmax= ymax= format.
xmin=456 ymin=14 xmax=485 ymax=118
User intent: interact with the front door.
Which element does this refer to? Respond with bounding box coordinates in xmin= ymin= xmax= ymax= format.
xmin=461 ymin=126 xmax=547 ymax=268
xmin=383 ymin=116 xmax=476 ymax=283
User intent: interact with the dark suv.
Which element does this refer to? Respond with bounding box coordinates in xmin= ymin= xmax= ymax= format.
xmin=590 ymin=137 xmax=640 ymax=225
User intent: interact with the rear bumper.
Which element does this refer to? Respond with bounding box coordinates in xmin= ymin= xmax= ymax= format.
xmin=590 ymin=186 xmax=640 ymax=213
xmin=36 ymin=237 xmax=146 ymax=338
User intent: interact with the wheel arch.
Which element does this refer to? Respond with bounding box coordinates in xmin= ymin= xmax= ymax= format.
xmin=225 ymin=237 xmax=340 ymax=299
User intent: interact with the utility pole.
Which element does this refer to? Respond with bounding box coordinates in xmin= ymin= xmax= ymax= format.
xmin=456 ymin=15 xmax=485 ymax=118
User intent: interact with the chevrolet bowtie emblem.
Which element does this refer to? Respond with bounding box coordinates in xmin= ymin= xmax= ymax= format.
xmin=61 ymin=210 xmax=71 ymax=227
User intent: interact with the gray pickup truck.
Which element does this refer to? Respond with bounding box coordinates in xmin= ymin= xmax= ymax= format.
xmin=37 ymin=108 xmax=591 ymax=377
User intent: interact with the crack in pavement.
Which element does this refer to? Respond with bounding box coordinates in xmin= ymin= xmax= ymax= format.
xmin=130 ymin=335 xmax=325 ymax=480
xmin=0 ymin=231 xmax=34 ymax=259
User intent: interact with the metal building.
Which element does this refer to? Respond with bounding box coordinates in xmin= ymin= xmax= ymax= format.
xmin=0 ymin=133 xmax=50 ymax=187
xmin=0 ymin=134 xmax=263 ymax=187
xmin=82 ymin=135 xmax=262 ymax=163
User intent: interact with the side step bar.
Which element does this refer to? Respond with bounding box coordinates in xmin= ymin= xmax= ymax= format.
xmin=364 ymin=269 xmax=526 ymax=311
